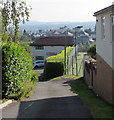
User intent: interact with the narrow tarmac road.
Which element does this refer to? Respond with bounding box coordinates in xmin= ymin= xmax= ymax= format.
xmin=2 ymin=71 xmax=92 ymax=119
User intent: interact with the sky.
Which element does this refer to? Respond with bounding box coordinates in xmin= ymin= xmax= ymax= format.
xmin=26 ymin=0 xmax=113 ymax=22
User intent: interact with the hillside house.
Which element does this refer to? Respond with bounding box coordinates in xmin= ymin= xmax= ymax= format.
xmin=93 ymin=3 xmax=114 ymax=104
xmin=30 ymin=36 xmax=74 ymax=62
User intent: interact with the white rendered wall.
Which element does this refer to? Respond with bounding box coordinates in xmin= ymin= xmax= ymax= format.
xmin=30 ymin=46 xmax=64 ymax=61
xmin=96 ymin=13 xmax=112 ymax=68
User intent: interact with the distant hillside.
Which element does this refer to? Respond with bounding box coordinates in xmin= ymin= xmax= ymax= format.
xmin=20 ymin=21 xmax=96 ymax=33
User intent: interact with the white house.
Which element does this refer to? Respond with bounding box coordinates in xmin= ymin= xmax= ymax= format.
xmin=30 ymin=36 xmax=74 ymax=62
xmin=94 ymin=3 xmax=114 ymax=104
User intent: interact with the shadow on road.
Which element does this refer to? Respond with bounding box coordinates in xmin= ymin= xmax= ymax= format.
xmin=33 ymin=67 xmax=46 ymax=81
xmin=38 ymin=72 xmax=46 ymax=81
xmin=16 ymin=96 xmax=93 ymax=119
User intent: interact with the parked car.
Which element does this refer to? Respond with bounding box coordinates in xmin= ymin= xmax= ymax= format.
xmin=34 ymin=61 xmax=45 ymax=68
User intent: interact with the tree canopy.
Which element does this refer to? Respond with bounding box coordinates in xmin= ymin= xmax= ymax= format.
xmin=1 ymin=0 xmax=31 ymax=42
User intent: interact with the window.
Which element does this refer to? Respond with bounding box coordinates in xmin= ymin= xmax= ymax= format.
xmin=35 ymin=56 xmax=44 ymax=60
xmin=35 ymin=46 xmax=44 ymax=50
xmin=112 ymin=16 xmax=114 ymax=43
xmin=101 ymin=16 xmax=105 ymax=39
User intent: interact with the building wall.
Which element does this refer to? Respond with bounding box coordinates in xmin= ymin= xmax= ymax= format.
xmin=95 ymin=11 xmax=114 ymax=104
xmin=30 ymin=46 xmax=64 ymax=61
xmin=94 ymin=54 xmax=113 ymax=104
xmin=96 ymin=14 xmax=112 ymax=68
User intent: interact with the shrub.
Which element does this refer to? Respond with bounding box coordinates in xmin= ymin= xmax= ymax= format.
xmin=44 ymin=47 xmax=74 ymax=79
xmin=46 ymin=47 xmax=74 ymax=64
xmin=2 ymin=42 xmax=38 ymax=100
xmin=44 ymin=62 xmax=64 ymax=79
xmin=87 ymin=43 xmax=96 ymax=59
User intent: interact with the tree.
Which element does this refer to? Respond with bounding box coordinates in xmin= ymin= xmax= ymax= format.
xmin=87 ymin=43 xmax=96 ymax=59
xmin=1 ymin=0 xmax=31 ymax=42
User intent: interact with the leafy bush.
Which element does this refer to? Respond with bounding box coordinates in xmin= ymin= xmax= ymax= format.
xmin=44 ymin=47 xmax=74 ymax=79
xmin=2 ymin=42 xmax=38 ymax=100
xmin=44 ymin=62 xmax=64 ymax=79
xmin=19 ymin=41 xmax=31 ymax=53
xmin=87 ymin=43 xmax=96 ymax=59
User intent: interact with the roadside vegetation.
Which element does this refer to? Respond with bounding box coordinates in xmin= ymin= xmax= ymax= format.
xmin=68 ymin=76 xmax=113 ymax=119
xmin=1 ymin=0 xmax=38 ymax=100
xmin=87 ymin=43 xmax=96 ymax=59
xmin=44 ymin=47 xmax=74 ymax=79
xmin=2 ymin=42 xmax=38 ymax=100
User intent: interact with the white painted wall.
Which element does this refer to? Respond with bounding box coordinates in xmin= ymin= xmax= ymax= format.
xmin=96 ymin=13 xmax=113 ymax=68
xmin=30 ymin=46 xmax=64 ymax=61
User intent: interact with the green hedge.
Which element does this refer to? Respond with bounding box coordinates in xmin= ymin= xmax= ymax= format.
xmin=2 ymin=42 xmax=38 ymax=100
xmin=46 ymin=47 xmax=74 ymax=63
xmin=44 ymin=62 xmax=64 ymax=79
xmin=44 ymin=47 xmax=74 ymax=79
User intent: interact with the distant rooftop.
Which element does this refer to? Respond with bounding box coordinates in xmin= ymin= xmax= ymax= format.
xmin=30 ymin=36 xmax=74 ymax=46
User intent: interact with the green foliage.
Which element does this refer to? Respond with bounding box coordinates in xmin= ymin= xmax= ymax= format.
xmin=79 ymin=41 xmax=92 ymax=52
xmin=2 ymin=42 xmax=38 ymax=100
xmin=46 ymin=47 xmax=74 ymax=63
xmin=19 ymin=41 xmax=31 ymax=53
xmin=44 ymin=47 xmax=74 ymax=79
xmin=87 ymin=43 xmax=96 ymax=59
xmin=20 ymin=35 xmax=29 ymax=42
xmin=1 ymin=0 xmax=31 ymax=42
xmin=44 ymin=62 xmax=64 ymax=79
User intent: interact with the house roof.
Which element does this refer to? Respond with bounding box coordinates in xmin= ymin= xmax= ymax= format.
xmin=94 ymin=4 xmax=114 ymax=16
xmin=30 ymin=36 xmax=74 ymax=46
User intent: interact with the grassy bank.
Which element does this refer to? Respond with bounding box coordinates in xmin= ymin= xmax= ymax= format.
xmin=68 ymin=76 xmax=113 ymax=119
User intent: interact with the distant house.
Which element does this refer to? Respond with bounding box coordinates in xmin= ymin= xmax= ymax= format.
xmin=89 ymin=31 xmax=96 ymax=40
xmin=77 ymin=35 xmax=89 ymax=44
xmin=93 ymin=3 xmax=114 ymax=104
xmin=30 ymin=36 xmax=74 ymax=62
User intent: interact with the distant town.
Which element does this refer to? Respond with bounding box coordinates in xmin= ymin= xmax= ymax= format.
xmin=20 ymin=21 xmax=96 ymax=53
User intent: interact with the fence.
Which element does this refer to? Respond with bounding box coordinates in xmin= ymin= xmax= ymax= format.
xmin=67 ymin=48 xmax=84 ymax=76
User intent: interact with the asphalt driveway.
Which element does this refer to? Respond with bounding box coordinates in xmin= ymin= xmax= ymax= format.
xmin=2 ymin=76 xmax=92 ymax=119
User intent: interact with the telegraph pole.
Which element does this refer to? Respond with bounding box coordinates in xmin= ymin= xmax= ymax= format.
xmin=74 ymin=27 xmax=78 ymax=76
xmin=64 ymin=26 xmax=67 ymax=75
xmin=74 ymin=26 xmax=83 ymax=76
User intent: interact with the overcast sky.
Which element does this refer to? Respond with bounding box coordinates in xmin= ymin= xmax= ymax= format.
xmin=26 ymin=0 xmax=113 ymax=22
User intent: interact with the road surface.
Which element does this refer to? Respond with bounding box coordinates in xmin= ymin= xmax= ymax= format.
xmin=2 ymin=73 xmax=92 ymax=119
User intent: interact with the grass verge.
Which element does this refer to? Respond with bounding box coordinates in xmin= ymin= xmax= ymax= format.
xmin=0 ymin=99 xmax=8 ymax=104
xmin=68 ymin=76 xmax=113 ymax=119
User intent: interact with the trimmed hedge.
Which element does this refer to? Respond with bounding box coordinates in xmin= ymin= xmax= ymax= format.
xmin=44 ymin=62 xmax=64 ymax=79
xmin=44 ymin=47 xmax=74 ymax=79
xmin=2 ymin=42 xmax=38 ymax=100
